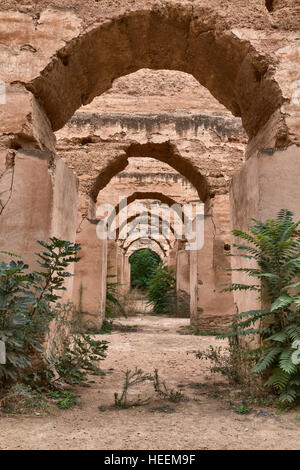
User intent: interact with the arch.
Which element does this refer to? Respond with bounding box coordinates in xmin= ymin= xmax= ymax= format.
xmin=26 ymin=5 xmax=283 ymax=138
xmin=92 ymin=142 xmax=209 ymax=202
xmin=124 ymin=236 xmax=167 ymax=256
xmin=128 ymin=247 xmax=162 ymax=262
xmin=127 ymin=241 xmax=166 ymax=261
xmin=106 ymin=192 xmax=189 ymax=233
xmin=116 ymin=211 xmax=178 ymax=240
xmin=119 ymin=219 xmax=173 ymax=248
xmin=121 ymin=222 xmax=172 ymax=249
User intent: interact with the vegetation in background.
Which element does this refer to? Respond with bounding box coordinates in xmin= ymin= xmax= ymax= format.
xmin=0 ymin=238 xmax=80 ymax=386
xmin=129 ymin=249 xmax=161 ymax=290
xmin=220 ymin=209 xmax=300 ymax=403
xmin=147 ymin=264 xmax=176 ymax=314
xmin=128 ymin=250 xmax=189 ymax=317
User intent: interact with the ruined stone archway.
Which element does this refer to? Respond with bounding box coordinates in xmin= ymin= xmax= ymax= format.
xmin=127 ymin=243 xmax=165 ymax=261
xmin=91 ymin=142 xmax=209 ymax=203
xmin=105 ymin=192 xmax=190 ymax=233
xmin=116 ymin=212 xmax=178 ymax=241
xmin=119 ymin=218 xmax=173 ymax=249
xmin=1 ymin=2 xmax=299 ymax=336
xmin=25 ymin=5 xmax=284 ymax=141
xmin=124 ymin=236 xmax=167 ymax=256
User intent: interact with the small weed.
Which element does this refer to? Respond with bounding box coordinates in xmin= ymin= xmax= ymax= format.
xmin=235 ymin=404 xmax=250 ymax=414
xmin=114 ymin=368 xmax=152 ymax=409
xmin=209 ymin=388 xmax=220 ymax=399
xmin=152 ymin=369 xmax=187 ymax=403
xmin=91 ymin=370 xmax=106 ymax=377
xmin=87 ymin=319 xmax=114 ymax=335
xmin=190 ymin=345 xmax=241 ymax=384
xmin=177 ymin=326 xmax=222 ymax=336
xmin=188 ymin=382 xmax=208 ymax=391
xmin=112 ymin=322 xmax=139 ymax=333
xmin=98 ymin=405 xmax=108 ymax=412
xmin=149 ymin=404 xmax=175 ymax=413
xmin=49 ymin=390 xmax=77 ymax=409
xmin=274 ymin=401 xmax=293 ymax=413
xmin=246 ymin=393 xmax=275 ymax=407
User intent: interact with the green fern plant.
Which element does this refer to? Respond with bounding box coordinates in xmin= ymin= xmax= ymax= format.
xmin=221 ymin=209 xmax=300 ymax=403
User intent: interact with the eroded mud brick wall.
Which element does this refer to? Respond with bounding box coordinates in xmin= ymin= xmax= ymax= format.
xmin=0 ymin=0 xmax=299 ymax=333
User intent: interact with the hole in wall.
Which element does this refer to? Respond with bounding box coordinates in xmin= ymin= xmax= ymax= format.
xmin=265 ymin=0 xmax=274 ymax=12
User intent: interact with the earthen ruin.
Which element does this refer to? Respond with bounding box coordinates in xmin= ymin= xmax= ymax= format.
xmin=0 ymin=0 xmax=300 ymax=342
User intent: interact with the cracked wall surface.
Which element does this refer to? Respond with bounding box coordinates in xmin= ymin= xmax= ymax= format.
xmin=0 ymin=0 xmax=299 ymax=332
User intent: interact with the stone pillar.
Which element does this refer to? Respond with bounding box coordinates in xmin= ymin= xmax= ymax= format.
xmin=0 ymin=150 xmax=78 ymax=299
xmin=72 ymin=219 xmax=107 ymax=329
xmin=189 ymin=200 xmax=233 ymax=332
xmin=117 ymin=251 xmax=130 ymax=295
xmin=176 ymin=249 xmax=190 ymax=295
xmin=176 ymin=247 xmax=191 ymax=317
xmin=123 ymin=255 xmax=131 ymax=294
xmin=230 ymin=145 xmax=300 ymax=316
xmin=167 ymin=244 xmax=178 ymax=272
xmin=189 ymin=248 xmax=198 ymax=324
xmin=117 ymin=246 xmax=124 ymax=294
xmin=0 ymin=149 xmax=79 ymax=356
xmin=107 ymin=240 xmax=118 ymax=282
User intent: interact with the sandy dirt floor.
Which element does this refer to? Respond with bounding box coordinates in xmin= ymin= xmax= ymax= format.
xmin=1 ymin=314 xmax=300 ymax=450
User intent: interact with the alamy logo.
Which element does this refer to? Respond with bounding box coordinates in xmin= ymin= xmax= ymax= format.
xmin=291 ymin=79 xmax=300 ymax=106
xmin=291 ymin=340 xmax=300 ymax=365
xmin=95 ymin=197 xmax=205 ymax=251
xmin=0 ymin=80 xmax=6 ymax=104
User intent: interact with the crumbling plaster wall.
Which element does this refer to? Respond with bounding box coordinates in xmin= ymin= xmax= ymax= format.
xmin=0 ymin=1 xmax=299 ymax=332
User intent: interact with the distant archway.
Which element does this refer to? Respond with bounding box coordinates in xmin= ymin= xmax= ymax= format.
xmin=125 ymin=237 xmax=167 ymax=257
xmin=116 ymin=211 xmax=178 ymax=240
xmin=91 ymin=142 xmax=209 ymax=203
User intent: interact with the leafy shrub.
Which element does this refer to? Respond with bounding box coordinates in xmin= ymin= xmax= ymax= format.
xmin=0 ymin=238 xmax=80 ymax=385
xmin=147 ymin=264 xmax=176 ymax=314
xmin=129 ymin=249 xmax=161 ymax=290
xmin=52 ymin=333 xmax=108 ymax=385
xmin=222 ymin=209 xmax=300 ymax=403
xmin=192 ymin=345 xmax=240 ymax=384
